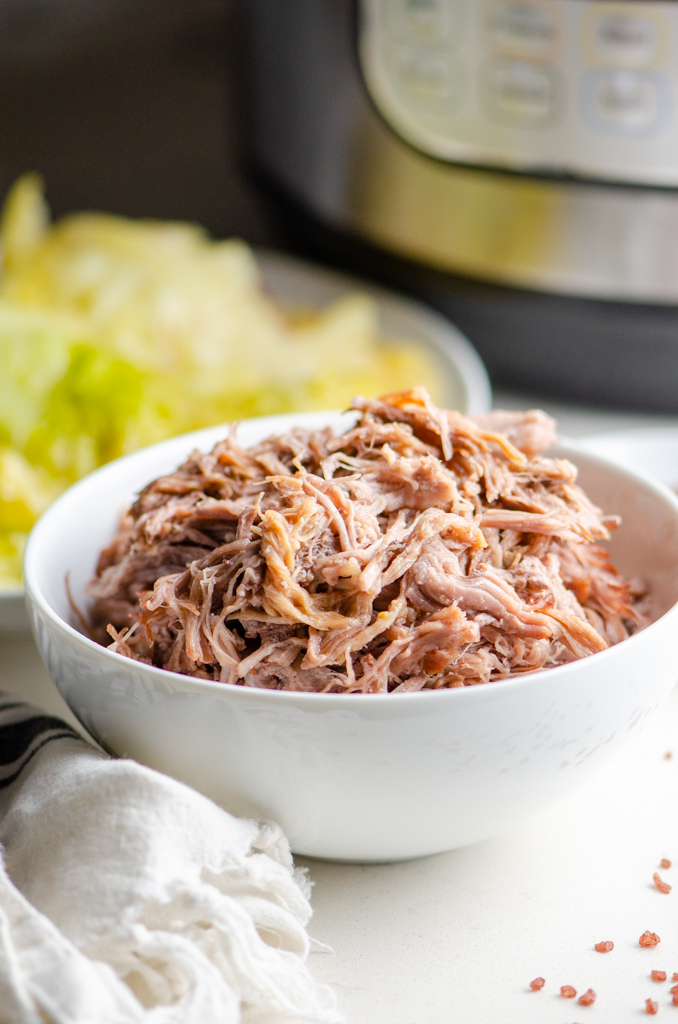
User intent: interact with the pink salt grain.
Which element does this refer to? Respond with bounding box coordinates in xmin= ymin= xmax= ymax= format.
xmin=640 ymin=931 xmax=661 ymax=947
xmin=529 ymin=977 xmax=545 ymax=991
xmin=561 ymin=985 xmax=577 ymax=998
xmin=661 ymin=859 xmax=672 ymax=870
xmin=579 ymin=988 xmax=596 ymax=1006
xmin=646 ymin=998 xmax=658 ymax=1015
xmin=651 ymin=971 xmax=667 ymax=982
xmin=594 ymin=940 xmax=614 ymax=952
xmin=654 ymin=872 xmax=672 ymax=894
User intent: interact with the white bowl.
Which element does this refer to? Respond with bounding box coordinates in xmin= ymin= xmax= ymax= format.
xmin=1 ymin=250 xmax=490 ymax=630
xmin=24 ymin=413 xmax=678 ymax=862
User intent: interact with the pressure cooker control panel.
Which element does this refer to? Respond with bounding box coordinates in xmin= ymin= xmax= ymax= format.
xmin=359 ymin=0 xmax=678 ymax=185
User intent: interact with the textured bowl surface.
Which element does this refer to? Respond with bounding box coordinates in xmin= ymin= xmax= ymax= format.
xmin=24 ymin=413 xmax=678 ymax=861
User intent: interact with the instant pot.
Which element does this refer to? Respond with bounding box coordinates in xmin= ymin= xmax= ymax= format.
xmin=243 ymin=0 xmax=678 ymax=410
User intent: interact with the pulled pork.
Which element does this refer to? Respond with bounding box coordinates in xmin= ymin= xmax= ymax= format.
xmin=88 ymin=389 xmax=644 ymax=693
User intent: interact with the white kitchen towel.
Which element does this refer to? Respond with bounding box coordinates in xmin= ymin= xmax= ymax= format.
xmin=0 ymin=694 xmax=341 ymax=1024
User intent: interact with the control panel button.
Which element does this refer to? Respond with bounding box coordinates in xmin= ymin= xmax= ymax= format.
xmin=484 ymin=60 xmax=558 ymax=124
xmin=403 ymin=0 xmax=449 ymax=38
xmin=581 ymin=70 xmax=669 ymax=136
xmin=395 ymin=47 xmax=452 ymax=102
xmin=487 ymin=3 xmax=556 ymax=56
xmin=596 ymin=73 xmax=657 ymax=127
xmin=594 ymin=14 xmax=657 ymax=67
xmin=386 ymin=0 xmax=464 ymax=41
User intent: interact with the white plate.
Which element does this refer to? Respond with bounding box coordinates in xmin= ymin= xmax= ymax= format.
xmin=577 ymin=427 xmax=678 ymax=490
xmin=255 ymin=250 xmax=491 ymax=413
xmin=0 ymin=250 xmax=491 ymax=631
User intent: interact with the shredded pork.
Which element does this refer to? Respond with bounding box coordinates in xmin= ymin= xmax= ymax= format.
xmin=88 ymin=389 xmax=644 ymax=693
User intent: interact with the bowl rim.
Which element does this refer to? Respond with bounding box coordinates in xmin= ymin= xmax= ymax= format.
xmin=23 ymin=415 xmax=678 ymax=708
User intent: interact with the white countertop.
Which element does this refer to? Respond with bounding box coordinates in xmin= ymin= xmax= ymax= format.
xmin=3 ymin=394 xmax=678 ymax=1024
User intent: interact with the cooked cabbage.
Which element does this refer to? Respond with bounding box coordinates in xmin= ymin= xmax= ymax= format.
xmin=0 ymin=175 xmax=440 ymax=586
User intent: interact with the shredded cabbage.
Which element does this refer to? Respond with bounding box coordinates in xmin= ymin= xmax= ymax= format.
xmin=0 ymin=174 xmax=440 ymax=586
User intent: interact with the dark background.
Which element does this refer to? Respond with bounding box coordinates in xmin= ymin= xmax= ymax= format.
xmin=0 ymin=0 xmax=270 ymax=241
